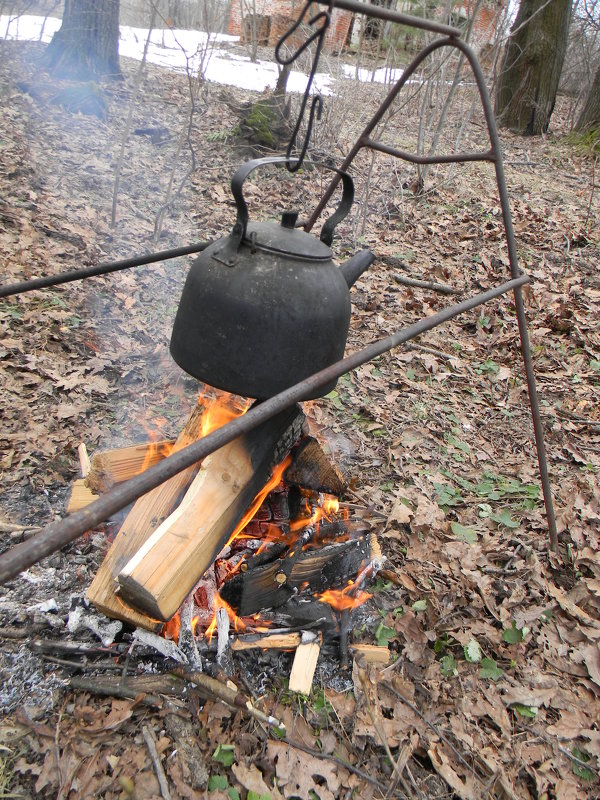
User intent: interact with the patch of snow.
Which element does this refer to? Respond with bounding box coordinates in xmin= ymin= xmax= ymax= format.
xmin=1 ymin=14 xmax=369 ymax=96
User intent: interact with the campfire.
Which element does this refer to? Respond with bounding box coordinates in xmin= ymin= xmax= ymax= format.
xmin=75 ymin=392 xmax=384 ymax=693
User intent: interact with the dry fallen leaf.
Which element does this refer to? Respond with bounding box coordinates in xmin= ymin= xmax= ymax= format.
xmin=232 ymin=762 xmax=284 ymax=800
xmin=266 ymin=739 xmax=341 ymax=800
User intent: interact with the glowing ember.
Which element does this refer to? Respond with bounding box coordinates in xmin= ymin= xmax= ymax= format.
xmin=225 ymin=454 xmax=292 ymax=549
xmin=162 ymin=612 xmax=180 ymax=640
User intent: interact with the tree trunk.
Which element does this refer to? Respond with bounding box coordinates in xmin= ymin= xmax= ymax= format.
xmin=575 ymin=62 xmax=600 ymax=135
xmin=495 ymin=0 xmax=571 ymax=135
xmin=45 ymin=0 xmax=121 ymax=80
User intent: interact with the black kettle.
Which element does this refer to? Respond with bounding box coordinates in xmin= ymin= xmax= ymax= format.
xmin=170 ymin=157 xmax=374 ymax=400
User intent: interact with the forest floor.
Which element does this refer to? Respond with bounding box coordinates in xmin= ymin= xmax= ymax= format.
xmin=0 ymin=35 xmax=599 ymax=800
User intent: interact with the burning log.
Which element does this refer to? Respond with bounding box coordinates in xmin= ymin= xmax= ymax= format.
xmin=87 ymin=403 xmax=208 ymax=629
xmin=116 ymin=405 xmax=305 ymax=621
xmin=67 ymin=440 xmax=176 ymax=511
xmin=284 ymin=436 xmax=346 ymax=495
xmin=85 ymin=440 xmax=175 ymax=494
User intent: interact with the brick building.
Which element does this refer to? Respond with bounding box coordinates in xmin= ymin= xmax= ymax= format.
xmin=228 ymin=1 xmax=505 ymax=57
xmin=228 ymin=1 xmax=354 ymax=53
xmin=450 ymin=0 xmax=506 ymax=48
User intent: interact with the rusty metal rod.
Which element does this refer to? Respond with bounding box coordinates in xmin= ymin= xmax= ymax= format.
xmin=304 ymin=37 xmax=460 ymax=232
xmin=0 ymin=242 xmax=210 ymax=299
xmin=317 ymin=0 xmax=461 ymax=37
xmin=364 ymin=138 xmax=494 ymax=165
xmin=303 ymin=31 xmax=559 ymax=552
xmin=452 ymin=37 xmax=559 ymax=551
xmin=0 ymin=275 xmax=528 ymax=586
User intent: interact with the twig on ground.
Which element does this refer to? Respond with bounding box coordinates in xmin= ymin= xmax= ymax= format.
xmin=142 ymin=725 xmax=171 ymax=800
xmin=382 ymin=680 xmax=490 ymax=792
xmin=584 ymin=154 xmax=597 ymax=232
xmin=557 ymin=742 xmax=599 ymax=775
xmin=393 ymin=273 xmax=457 ymax=295
xmin=0 ymin=522 xmax=41 ymax=534
xmin=277 ymin=734 xmax=388 ymax=793
xmin=405 ymin=342 xmax=458 ymax=362
xmin=0 ymin=626 xmax=27 ymax=639
xmin=67 ymin=680 xmax=154 ymax=704
xmin=556 ymin=408 xmax=600 ymax=433
xmin=172 ymin=668 xmax=285 ymax=733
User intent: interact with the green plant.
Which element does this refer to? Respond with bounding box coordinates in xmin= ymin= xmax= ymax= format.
xmin=375 ymin=622 xmax=396 ymax=646
xmin=502 ymin=623 xmax=527 ymax=644
xmin=479 ymin=657 xmax=503 ymax=681
xmin=511 ymin=704 xmax=537 ymax=719
xmin=450 ymin=521 xmax=478 ymax=543
xmin=572 ymin=747 xmax=596 ymax=782
xmin=473 ymin=359 xmax=499 ymax=376
xmin=440 ymin=654 xmax=458 ymax=677
xmin=212 ymin=743 xmax=235 ymax=767
xmin=0 ymin=744 xmax=19 ymax=797
xmin=433 ymin=633 xmax=453 ymax=653
xmin=434 ymin=482 xmax=464 ymax=508
xmin=464 ymin=638 xmax=482 ymax=663
xmin=371 ymin=576 xmax=394 ymax=592
xmin=244 ymin=101 xmax=276 ymax=148
xmin=207 ymin=125 xmax=241 ymax=143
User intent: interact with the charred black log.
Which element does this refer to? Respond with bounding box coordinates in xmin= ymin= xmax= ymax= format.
xmin=219 ymin=535 xmax=372 ymax=616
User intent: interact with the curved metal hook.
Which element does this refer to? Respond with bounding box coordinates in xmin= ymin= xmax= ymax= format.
xmin=275 ymin=7 xmax=330 ymax=65
xmin=286 ymin=95 xmax=322 ymax=173
xmin=275 ymin=0 xmax=333 ymax=172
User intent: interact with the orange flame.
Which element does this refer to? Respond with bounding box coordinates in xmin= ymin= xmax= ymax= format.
xmin=137 ymin=439 xmax=174 ymax=476
xmin=161 ymin=612 xmax=202 ymax=640
xmin=256 ymin=523 xmax=296 ymax=553
xmin=205 ymin=594 xmax=247 ymax=641
xmin=290 ymin=493 xmax=340 ymax=533
xmin=319 ymin=580 xmax=372 ymax=612
xmin=225 ymin=454 xmax=292 ymax=549
xmin=199 ymin=392 xmax=250 ymax=437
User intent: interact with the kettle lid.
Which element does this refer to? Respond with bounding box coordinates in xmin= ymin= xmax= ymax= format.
xmin=245 ymin=214 xmax=332 ymax=261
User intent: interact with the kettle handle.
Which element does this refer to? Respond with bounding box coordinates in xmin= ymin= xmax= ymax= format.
xmin=216 ymin=156 xmax=354 ymax=265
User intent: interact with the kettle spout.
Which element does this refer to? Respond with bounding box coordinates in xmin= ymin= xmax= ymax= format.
xmin=339 ymin=249 xmax=375 ymax=289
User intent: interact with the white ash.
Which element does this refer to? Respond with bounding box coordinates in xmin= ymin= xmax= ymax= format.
xmin=67 ymin=596 xmax=122 ymax=646
xmin=0 ymin=644 xmax=67 ymax=714
xmin=132 ymin=628 xmax=188 ymax=664
xmin=178 ymin=594 xmax=202 ymax=670
xmin=26 ymin=598 xmax=58 ymax=614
